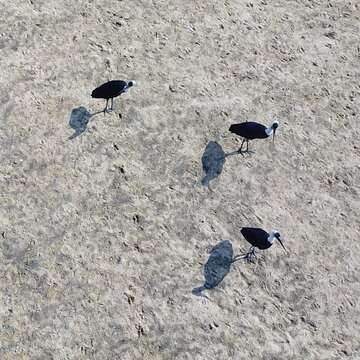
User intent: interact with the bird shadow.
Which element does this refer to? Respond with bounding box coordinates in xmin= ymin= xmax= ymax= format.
xmin=68 ymin=106 xmax=104 ymax=140
xmin=192 ymin=240 xmax=243 ymax=298
xmin=201 ymin=141 xmax=226 ymax=188
xmin=200 ymin=141 xmax=244 ymax=188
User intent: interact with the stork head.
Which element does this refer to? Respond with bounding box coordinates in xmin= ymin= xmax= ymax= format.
xmin=128 ymin=80 xmax=136 ymax=87
xmin=271 ymin=230 xmax=286 ymax=251
xmin=271 ymin=121 xmax=279 ymax=142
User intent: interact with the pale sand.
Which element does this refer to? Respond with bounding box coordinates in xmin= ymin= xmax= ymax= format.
xmin=0 ymin=0 xmax=359 ymax=359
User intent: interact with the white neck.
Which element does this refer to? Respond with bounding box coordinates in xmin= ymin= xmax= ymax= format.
xmin=265 ymin=124 xmax=274 ymax=136
xmin=267 ymin=230 xmax=277 ymax=244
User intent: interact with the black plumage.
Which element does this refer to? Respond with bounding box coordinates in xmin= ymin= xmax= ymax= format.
xmin=229 ymin=120 xmax=278 ymax=154
xmin=91 ymin=80 xmax=127 ymax=99
xmin=229 ymin=122 xmax=268 ymax=140
xmin=91 ymin=80 xmax=135 ymax=114
xmin=241 ymin=227 xmax=273 ymax=250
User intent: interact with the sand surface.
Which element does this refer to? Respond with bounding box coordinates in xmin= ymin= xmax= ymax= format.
xmin=1 ymin=0 xmax=359 ymax=359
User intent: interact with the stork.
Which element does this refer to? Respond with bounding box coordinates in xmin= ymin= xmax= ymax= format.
xmin=229 ymin=120 xmax=279 ymax=154
xmin=91 ymin=80 xmax=135 ymax=114
xmin=239 ymin=227 xmax=286 ymax=261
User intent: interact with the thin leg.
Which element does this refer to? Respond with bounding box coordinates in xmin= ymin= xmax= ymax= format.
xmin=238 ymin=139 xmax=245 ymax=154
xmin=244 ymin=246 xmax=257 ymax=262
xmin=103 ymin=99 xmax=109 ymax=114
xmin=246 ymin=140 xmax=255 ymax=155
xmin=110 ymin=98 xmax=113 ymax=111
xmin=232 ymin=246 xmax=257 ymax=263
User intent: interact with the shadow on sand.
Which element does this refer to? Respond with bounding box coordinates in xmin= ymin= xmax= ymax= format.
xmin=201 ymin=141 xmax=240 ymax=188
xmin=192 ymin=240 xmax=243 ymax=298
xmin=68 ymin=106 xmax=104 ymax=140
xmin=201 ymin=141 xmax=226 ymax=187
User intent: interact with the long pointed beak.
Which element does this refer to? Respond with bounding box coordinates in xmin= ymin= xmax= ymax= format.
xmin=277 ymin=238 xmax=286 ymax=252
xmin=273 ymin=129 xmax=276 ymax=143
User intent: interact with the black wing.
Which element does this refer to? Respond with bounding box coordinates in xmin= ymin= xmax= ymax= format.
xmin=241 ymin=227 xmax=270 ymax=249
xmin=229 ymin=122 xmax=267 ymax=140
xmin=91 ymin=80 xmax=127 ymax=98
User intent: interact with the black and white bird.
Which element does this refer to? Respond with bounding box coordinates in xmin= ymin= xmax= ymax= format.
xmin=240 ymin=227 xmax=286 ymax=261
xmin=229 ymin=120 xmax=279 ymax=154
xmin=91 ymin=80 xmax=135 ymax=114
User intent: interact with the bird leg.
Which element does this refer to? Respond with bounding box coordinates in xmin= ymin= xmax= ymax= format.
xmin=244 ymin=140 xmax=255 ymax=155
xmin=238 ymin=139 xmax=245 ymax=155
xmin=243 ymin=246 xmax=257 ymax=262
xmin=109 ymin=98 xmax=114 ymax=112
xmin=103 ymin=99 xmax=115 ymax=114
xmin=237 ymin=139 xmax=254 ymax=156
xmin=103 ymin=99 xmax=109 ymax=114
xmin=232 ymin=246 xmax=257 ymax=263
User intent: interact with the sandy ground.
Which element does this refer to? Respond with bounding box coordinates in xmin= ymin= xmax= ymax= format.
xmin=0 ymin=0 xmax=360 ymax=359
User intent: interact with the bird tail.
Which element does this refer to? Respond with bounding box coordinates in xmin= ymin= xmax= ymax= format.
xmin=91 ymin=89 xmax=101 ymax=98
xmin=229 ymin=124 xmax=241 ymax=133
